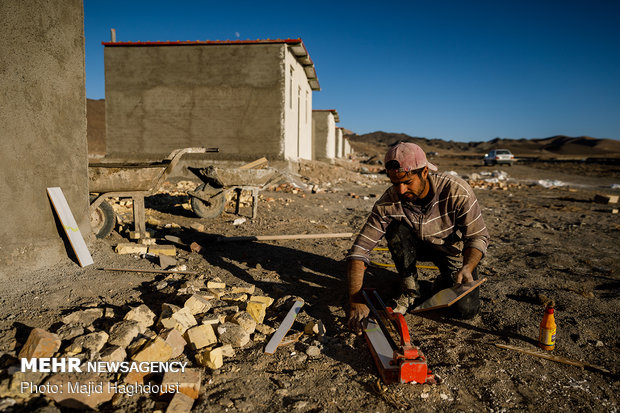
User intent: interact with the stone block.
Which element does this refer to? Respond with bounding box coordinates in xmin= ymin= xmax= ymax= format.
xmin=246 ymin=301 xmax=267 ymax=324
xmin=108 ymin=320 xmax=141 ymax=348
xmin=157 ymin=307 xmax=197 ymax=334
xmin=190 ymin=222 xmax=205 ymax=232
xmin=159 ymin=254 xmax=177 ymax=268
xmin=100 ymin=345 xmax=127 ymax=363
xmin=201 ymin=314 xmax=221 ymax=326
xmin=184 ymin=294 xmax=212 ymax=315
xmin=62 ymin=308 xmax=104 ymax=326
xmin=125 ymin=371 xmax=148 ymax=385
xmin=115 ymin=243 xmax=148 ymax=255
xmin=219 ymin=344 xmax=235 ymax=358
xmin=184 ymin=324 xmax=218 ymax=350
xmin=195 ymin=346 xmax=223 ymax=369
xmin=249 ymin=295 xmax=274 ymax=307
xmin=124 ymin=304 xmax=156 ymax=333
xmin=231 ymin=285 xmax=256 ymax=295
xmin=148 ymin=245 xmax=177 ymax=256
xmin=126 ymin=337 xmax=148 ymax=357
xmin=221 ymin=293 xmax=248 ymax=302
xmin=216 ymin=322 xmax=250 ymax=348
xmin=56 ymin=324 xmax=84 ymax=341
xmin=44 ymin=373 xmax=114 ymax=409
xmin=161 ymin=368 xmax=201 ymax=399
xmin=132 ymin=337 xmax=172 ymax=363
xmin=159 ymin=328 xmax=186 ymax=358
xmin=166 ymin=391 xmax=195 ymax=413
xmin=227 ymin=312 xmax=257 ymax=334
xmin=212 ymin=305 xmax=239 ymax=316
xmin=18 ymin=328 xmax=61 ymax=359
xmin=66 ymin=331 xmax=109 ymax=355
xmin=255 ymin=324 xmax=275 ymax=335
xmin=206 ymin=281 xmax=226 ymax=289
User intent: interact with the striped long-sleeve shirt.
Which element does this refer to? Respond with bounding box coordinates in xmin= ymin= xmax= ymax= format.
xmin=347 ymin=172 xmax=489 ymax=264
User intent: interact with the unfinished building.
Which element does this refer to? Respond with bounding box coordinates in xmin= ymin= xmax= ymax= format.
xmin=312 ymin=109 xmax=340 ymax=161
xmin=103 ymin=38 xmax=320 ymax=162
xmin=0 ymin=0 xmax=89 ymax=273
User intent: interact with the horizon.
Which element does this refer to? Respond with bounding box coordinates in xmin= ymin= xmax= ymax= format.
xmin=84 ymin=1 xmax=620 ymax=143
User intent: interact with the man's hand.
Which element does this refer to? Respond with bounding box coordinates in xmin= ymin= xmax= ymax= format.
xmin=347 ymin=302 xmax=370 ymax=334
xmin=455 ymin=247 xmax=483 ymax=284
xmin=454 ymin=267 xmax=474 ymax=284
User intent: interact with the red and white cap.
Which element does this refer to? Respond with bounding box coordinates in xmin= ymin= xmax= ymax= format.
xmin=384 ymin=142 xmax=437 ymax=172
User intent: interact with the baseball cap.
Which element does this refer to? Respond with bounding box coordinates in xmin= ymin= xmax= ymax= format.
xmin=384 ymin=142 xmax=437 ymax=172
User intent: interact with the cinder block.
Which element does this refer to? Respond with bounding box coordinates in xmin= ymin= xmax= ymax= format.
xmin=115 ymin=243 xmax=148 ymax=255
xmin=161 ymin=368 xmax=201 ymax=399
xmin=195 ymin=347 xmax=223 ymax=369
xmin=184 ymin=324 xmax=217 ymax=350
xmin=18 ymin=328 xmax=61 ymax=359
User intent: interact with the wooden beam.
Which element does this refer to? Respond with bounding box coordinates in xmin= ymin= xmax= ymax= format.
xmin=47 ymin=187 xmax=94 ymax=267
xmin=100 ymin=267 xmax=198 ymax=275
xmin=218 ymin=232 xmax=354 ymax=243
xmin=239 ymin=157 xmax=268 ymax=170
xmin=495 ymin=343 xmax=610 ymax=373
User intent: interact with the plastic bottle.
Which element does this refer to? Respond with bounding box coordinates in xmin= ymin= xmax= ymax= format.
xmin=538 ymin=306 xmax=556 ymax=350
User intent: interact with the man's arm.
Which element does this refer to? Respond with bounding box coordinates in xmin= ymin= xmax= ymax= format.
xmin=347 ymin=259 xmax=370 ymax=333
xmin=454 ymin=247 xmax=483 ymax=284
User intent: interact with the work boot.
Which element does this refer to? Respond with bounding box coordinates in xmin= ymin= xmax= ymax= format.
xmin=392 ymin=291 xmax=420 ymax=314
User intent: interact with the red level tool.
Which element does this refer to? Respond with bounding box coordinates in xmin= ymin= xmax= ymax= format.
xmin=362 ymin=289 xmax=435 ymax=385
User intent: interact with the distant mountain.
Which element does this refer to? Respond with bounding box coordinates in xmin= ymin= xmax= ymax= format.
xmin=345 ymin=131 xmax=620 ymax=156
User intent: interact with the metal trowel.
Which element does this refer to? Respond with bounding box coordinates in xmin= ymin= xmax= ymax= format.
xmin=410 ymin=278 xmax=487 ymax=313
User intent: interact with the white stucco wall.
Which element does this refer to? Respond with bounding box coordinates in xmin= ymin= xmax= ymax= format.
xmin=343 ymin=137 xmax=352 ymax=157
xmin=283 ymin=46 xmax=313 ymax=160
xmin=336 ymin=127 xmax=344 ymax=158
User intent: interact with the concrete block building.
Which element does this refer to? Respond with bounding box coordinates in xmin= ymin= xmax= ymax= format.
xmin=0 ymin=0 xmax=89 ymax=273
xmin=335 ymin=127 xmax=344 ymax=158
xmin=312 ymin=109 xmax=339 ymax=160
xmin=103 ymin=38 xmax=320 ymax=161
xmin=343 ymin=136 xmax=353 ymax=158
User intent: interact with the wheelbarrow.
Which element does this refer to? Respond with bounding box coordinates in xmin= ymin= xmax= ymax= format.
xmin=187 ymin=166 xmax=281 ymax=219
xmin=88 ymin=147 xmax=218 ymax=238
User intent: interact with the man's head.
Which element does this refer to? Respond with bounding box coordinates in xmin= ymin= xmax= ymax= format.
xmin=384 ymin=142 xmax=437 ymax=202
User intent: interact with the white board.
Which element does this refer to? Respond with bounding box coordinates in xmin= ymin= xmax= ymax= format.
xmin=264 ymin=300 xmax=304 ymax=354
xmin=364 ymin=319 xmax=398 ymax=371
xmin=47 ymin=187 xmax=94 ymax=267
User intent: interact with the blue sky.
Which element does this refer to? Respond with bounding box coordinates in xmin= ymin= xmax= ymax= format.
xmin=84 ymin=0 xmax=620 ymax=142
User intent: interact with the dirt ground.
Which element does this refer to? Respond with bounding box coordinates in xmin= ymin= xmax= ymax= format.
xmin=0 ymin=153 xmax=618 ymax=412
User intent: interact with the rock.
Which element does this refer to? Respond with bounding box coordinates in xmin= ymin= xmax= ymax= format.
xmin=159 ymin=328 xmax=187 ymax=358
xmin=132 ymin=337 xmax=173 ymax=363
xmin=216 ymin=322 xmax=250 ymax=348
xmin=56 ymin=324 xmax=84 ymax=341
xmin=219 ymin=344 xmax=235 ymax=358
xmin=255 ymin=324 xmax=275 ymax=335
xmin=148 ymin=245 xmax=177 ymax=256
xmin=190 ymin=222 xmax=205 ymax=232
xmin=184 ymin=324 xmax=217 ymax=350
xmin=108 ymin=320 xmax=141 ymax=348
xmin=184 ymin=294 xmax=212 ymax=315
xmin=293 ymin=400 xmax=308 ymax=410
xmin=305 ymin=345 xmax=321 ymax=358
xmin=221 ymin=293 xmax=248 ymax=302
xmin=201 ymin=314 xmax=221 ymax=326
xmin=195 ymin=347 xmax=223 ymax=369
xmin=124 ymin=304 xmax=156 ymax=333
xmin=126 ymin=337 xmax=149 ymax=357
xmin=206 ymin=281 xmax=226 ymax=289
xmin=227 ymin=311 xmax=257 ymax=334
xmin=115 ymin=243 xmax=148 ymax=255
xmin=231 ymin=285 xmax=256 ymax=295
xmin=246 ymin=301 xmax=267 ymax=324
xmin=212 ymin=305 xmax=239 ymax=316
xmin=161 ymin=368 xmax=201 ymax=399
xmin=44 ymin=373 xmax=114 ymax=409
xmin=18 ymin=328 xmax=61 ymax=359
xmin=66 ymin=331 xmax=109 ymax=355
xmin=157 ymin=306 xmax=197 ymax=334
xmin=159 ymin=254 xmax=177 ymax=269
xmin=249 ymin=295 xmax=274 ymax=307
xmin=0 ymin=371 xmax=47 ymax=399
xmin=253 ymin=332 xmax=266 ymax=342
xmin=99 ymin=345 xmax=126 ymax=363
xmin=305 ymin=321 xmax=320 ymax=335
xmin=166 ymin=391 xmax=195 ymax=413
xmin=61 ymin=308 xmax=104 ymax=326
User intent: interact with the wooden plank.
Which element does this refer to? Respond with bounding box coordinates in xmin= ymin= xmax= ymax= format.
xmin=410 ymin=278 xmax=487 ymax=313
xmin=239 ymin=157 xmax=268 ymax=170
xmin=46 ymin=187 xmax=93 ymax=267
xmin=219 ymin=232 xmax=354 ymax=243
xmin=495 ymin=343 xmax=610 ymax=373
xmin=264 ymin=300 xmax=304 ymax=354
xmin=100 ymin=267 xmax=198 ymax=275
